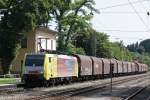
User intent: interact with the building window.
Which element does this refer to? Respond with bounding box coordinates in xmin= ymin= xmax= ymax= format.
xmin=51 ymin=40 xmax=53 ymax=50
xmin=21 ymin=38 xmax=27 ymax=48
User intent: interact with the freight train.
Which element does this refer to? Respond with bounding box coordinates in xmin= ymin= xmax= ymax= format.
xmin=22 ymin=53 xmax=148 ymax=86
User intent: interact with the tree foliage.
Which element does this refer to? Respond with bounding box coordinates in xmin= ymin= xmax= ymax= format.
xmin=127 ymin=39 xmax=150 ymax=54
xmin=73 ymin=28 xmax=110 ymax=58
xmin=0 ymin=0 xmax=98 ymax=74
xmin=139 ymin=39 xmax=150 ymax=53
xmin=95 ymin=32 xmax=110 ymax=58
xmin=0 ymin=0 xmax=50 ymax=74
xmin=126 ymin=39 xmax=150 ymax=67
xmin=48 ymin=0 xmax=99 ymax=51
xmin=66 ymin=43 xmax=85 ymax=55
xmin=110 ymin=42 xmax=136 ymax=61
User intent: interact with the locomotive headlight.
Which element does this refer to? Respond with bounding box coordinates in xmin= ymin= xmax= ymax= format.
xmin=40 ymin=70 xmax=43 ymax=74
xmin=24 ymin=69 xmax=27 ymax=74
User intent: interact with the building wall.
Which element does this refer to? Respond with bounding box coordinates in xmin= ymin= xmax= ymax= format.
xmin=35 ymin=29 xmax=56 ymax=52
xmin=11 ymin=32 xmax=36 ymax=73
xmin=11 ymin=29 xmax=56 ymax=74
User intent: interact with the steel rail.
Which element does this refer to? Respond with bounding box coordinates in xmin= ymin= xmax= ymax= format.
xmin=124 ymin=83 xmax=150 ymax=100
xmin=146 ymin=96 xmax=150 ymax=100
xmin=124 ymin=86 xmax=147 ymax=100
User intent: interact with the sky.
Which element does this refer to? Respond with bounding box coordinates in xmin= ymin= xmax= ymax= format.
xmin=0 ymin=0 xmax=150 ymax=46
xmin=92 ymin=0 xmax=150 ymax=46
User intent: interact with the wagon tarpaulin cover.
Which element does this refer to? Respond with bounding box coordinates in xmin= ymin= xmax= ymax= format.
xmin=91 ymin=57 xmax=103 ymax=75
xmin=110 ymin=59 xmax=117 ymax=74
xmin=102 ymin=58 xmax=110 ymax=75
xmin=117 ymin=60 xmax=123 ymax=73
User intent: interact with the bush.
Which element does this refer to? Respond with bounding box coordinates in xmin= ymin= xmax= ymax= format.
xmin=66 ymin=43 xmax=85 ymax=55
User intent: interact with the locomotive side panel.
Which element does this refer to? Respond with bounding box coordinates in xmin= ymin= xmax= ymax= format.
xmin=44 ymin=54 xmax=57 ymax=80
xmin=57 ymin=55 xmax=78 ymax=78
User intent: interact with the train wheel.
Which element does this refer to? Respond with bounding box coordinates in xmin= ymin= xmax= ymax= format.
xmin=51 ymin=79 xmax=56 ymax=86
xmin=43 ymin=80 xmax=49 ymax=87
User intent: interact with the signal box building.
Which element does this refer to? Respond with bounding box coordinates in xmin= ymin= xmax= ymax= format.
xmin=11 ymin=27 xmax=57 ymax=74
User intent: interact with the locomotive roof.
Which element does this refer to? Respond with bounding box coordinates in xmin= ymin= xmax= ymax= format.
xmin=25 ymin=53 xmax=45 ymax=56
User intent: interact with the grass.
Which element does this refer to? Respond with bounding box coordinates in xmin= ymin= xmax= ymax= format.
xmin=0 ymin=78 xmax=19 ymax=84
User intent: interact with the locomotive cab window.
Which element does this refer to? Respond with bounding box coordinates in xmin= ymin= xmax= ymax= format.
xmin=25 ymin=55 xmax=45 ymax=66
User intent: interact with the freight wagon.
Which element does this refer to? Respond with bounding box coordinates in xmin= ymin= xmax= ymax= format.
xmin=110 ymin=59 xmax=118 ymax=76
xmin=128 ymin=62 xmax=132 ymax=74
xmin=102 ymin=58 xmax=111 ymax=76
xmin=74 ymin=55 xmax=92 ymax=80
xmin=123 ymin=61 xmax=128 ymax=74
xmin=117 ymin=60 xmax=123 ymax=75
xmin=91 ymin=57 xmax=103 ymax=79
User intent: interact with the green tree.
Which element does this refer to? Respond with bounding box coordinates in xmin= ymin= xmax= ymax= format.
xmin=140 ymin=39 xmax=150 ymax=53
xmin=0 ymin=0 xmax=51 ymax=74
xmin=49 ymin=0 xmax=99 ymax=51
xmin=74 ymin=28 xmax=110 ymax=58
xmin=72 ymin=28 xmax=91 ymax=55
xmin=127 ymin=42 xmax=139 ymax=52
xmin=137 ymin=46 xmax=145 ymax=54
xmin=109 ymin=42 xmax=133 ymax=61
xmin=95 ymin=32 xmax=110 ymax=58
xmin=66 ymin=43 xmax=85 ymax=55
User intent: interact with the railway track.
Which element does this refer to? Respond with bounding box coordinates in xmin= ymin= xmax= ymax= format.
xmin=0 ymin=83 xmax=24 ymax=95
xmin=0 ymin=87 xmax=24 ymax=94
xmin=26 ymin=73 xmax=150 ymax=100
xmin=124 ymin=83 xmax=150 ymax=100
xmin=0 ymin=87 xmax=24 ymax=95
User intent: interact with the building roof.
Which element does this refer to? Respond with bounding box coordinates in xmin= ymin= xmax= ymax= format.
xmin=36 ymin=27 xmax=57 ymax=35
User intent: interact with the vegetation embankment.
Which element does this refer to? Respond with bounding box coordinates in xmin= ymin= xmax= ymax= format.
xmin=0 ymin=78 xmax=19 ymax=84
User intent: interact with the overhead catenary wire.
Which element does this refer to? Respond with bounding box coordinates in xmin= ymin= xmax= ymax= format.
xmin=99 ymin=11 xmax=147 ymax=15
xmin=138 ymin=0 xmax=148 ymax=12
xmin=98 ymin=29 xmax=150 ymax=32
xmin=128 ymin=0 xmax=149 ymax=31
xmin=147 ymin=0 xmax=150 ymax=29
xmin=94 ymin=0 xmax=150 ymax=44
xmin=110 ymin=36 xmax=146 ymax=40
xmin=100 ymin=0 xmax=148 ymax=10
xmin=147 ymin=0 xmax=150 ymax=13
